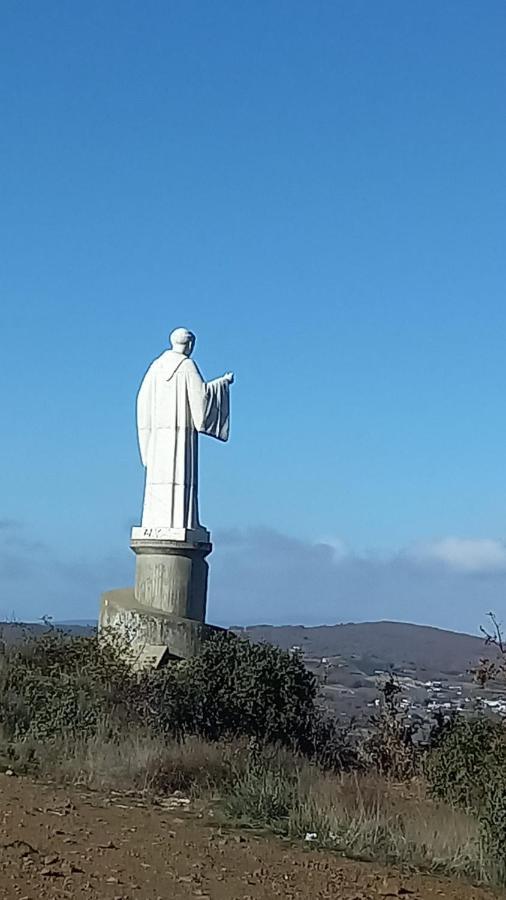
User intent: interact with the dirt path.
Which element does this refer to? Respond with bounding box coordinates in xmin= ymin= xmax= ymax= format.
xmin=0 ymin=775 xmax=500 ymax=900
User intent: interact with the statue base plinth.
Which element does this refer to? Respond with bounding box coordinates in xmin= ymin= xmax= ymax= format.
xmin=98 ymin=532 xmax=215 ymax=667
xmin=131 ymin=526 xmax=211 ymax=543
xmin=99 ymin=588 xmax=221 ymax=669
xmin=130 ymin=535 xmax=212 ymax=622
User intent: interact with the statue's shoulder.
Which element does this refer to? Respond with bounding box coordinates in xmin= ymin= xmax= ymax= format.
xmin=152 ymin=351 xmax=195 ymax=381
xmin=140 ymin=351 xmax=169 ymax=381
xmin=150 ymin=350 xmax=180 ymax=369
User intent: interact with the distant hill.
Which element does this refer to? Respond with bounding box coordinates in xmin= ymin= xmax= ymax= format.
xmin=0 ymin=618 xmax=494 ymax=680
xmin=231 ymin=621 xmax=492 ymax=678
xmin=0 ymin=621 xmax=95 ymax=644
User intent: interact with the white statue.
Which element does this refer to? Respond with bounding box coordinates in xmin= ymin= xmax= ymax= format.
xmin=136 ymin=328 xmax=233 ymax=538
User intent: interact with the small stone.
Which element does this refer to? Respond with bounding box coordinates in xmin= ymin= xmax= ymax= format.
xmin=66 ymin=862 xmax=85 ymax=875
xmin=41 ymin=866 xmax=64 ymax=877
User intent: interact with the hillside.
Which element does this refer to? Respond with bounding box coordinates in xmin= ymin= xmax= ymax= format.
xmin=0 ymin=622 xmax=94 ymax=644
xmin=227 ymin=620 xmax=505 ymax=720
xmin=0 ymin=619 xmax=492 ymax=679
xmin=231 ymin=620 xmax=491 ymax=677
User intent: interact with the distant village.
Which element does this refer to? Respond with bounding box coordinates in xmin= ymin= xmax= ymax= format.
xmin=290 ymin=646 xmax=506 ymax=721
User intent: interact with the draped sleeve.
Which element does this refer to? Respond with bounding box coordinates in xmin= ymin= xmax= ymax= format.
xmin=202 ymin=376 xmax=230 ymax=440
xmin=185 ymin=360 xmax=231 ymax=442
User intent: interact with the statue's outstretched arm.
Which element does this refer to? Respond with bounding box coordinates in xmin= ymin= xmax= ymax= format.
xmin=185 ymin=360 xmax=231 ymax=440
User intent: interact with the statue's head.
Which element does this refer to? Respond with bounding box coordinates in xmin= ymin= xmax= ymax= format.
xmin=170 ymin=327 xmax=195 ymax=357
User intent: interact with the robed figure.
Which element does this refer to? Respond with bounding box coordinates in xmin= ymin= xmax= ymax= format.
xmin=136 ymin=328 xmax=233 ymax=533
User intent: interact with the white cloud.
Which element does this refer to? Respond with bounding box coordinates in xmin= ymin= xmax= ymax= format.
xmin=317 ymin=536 xmax=349 ymax=563
xmin=406 ymin=537 xmax=506 ymax=574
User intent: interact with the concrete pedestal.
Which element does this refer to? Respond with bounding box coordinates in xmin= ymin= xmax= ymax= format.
xmin=131 ymin=538 xmax=211 ymax=622
xmin=99 ymin=534 xmax=218 ymax=668
xmin=99 ymin=588 xmax=219 ymax=666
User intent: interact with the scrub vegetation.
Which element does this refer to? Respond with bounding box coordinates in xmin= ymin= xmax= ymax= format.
xmin=1 ymin=623 xmax=506 ymax=888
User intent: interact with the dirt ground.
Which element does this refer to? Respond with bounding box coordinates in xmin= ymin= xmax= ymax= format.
xmin=0 ymin=774 xmax=501 ymax=900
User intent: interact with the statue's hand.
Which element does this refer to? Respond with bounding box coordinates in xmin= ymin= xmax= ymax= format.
xmin=224 ymin=372 xmax=235 ymax=384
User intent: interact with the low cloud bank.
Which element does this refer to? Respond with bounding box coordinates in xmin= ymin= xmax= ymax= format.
xmin=0 ymin=522 xmax=504 ymax=635
xmin=211 ymin=529 xmax=506 ymax=633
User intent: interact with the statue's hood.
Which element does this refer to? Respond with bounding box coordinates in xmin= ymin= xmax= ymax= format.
xmin=155 ymin=350 xmax=188 ymax=381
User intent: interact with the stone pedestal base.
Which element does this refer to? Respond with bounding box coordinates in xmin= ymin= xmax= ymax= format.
xmin=99 ymin=588 xmax=220 ymax=669
xmin=98 ymin=534 xmax=216 ymax=668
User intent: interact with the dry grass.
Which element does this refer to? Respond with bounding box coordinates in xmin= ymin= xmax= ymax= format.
xmin=288 ymin=771 xmax=484 ymax=880
xmin=12 ymin=730 xmax=490 ymax=885
xmin=38 ymin=729 xmax=246 ymax=795
xmin=223 ymin=756 xmax=488 ymax=883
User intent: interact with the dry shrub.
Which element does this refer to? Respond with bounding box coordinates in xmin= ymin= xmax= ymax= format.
xmin=39 ymin=729 xmax=248 ymax=795
xmin=359 ymin=676 xmax=420 ymax=779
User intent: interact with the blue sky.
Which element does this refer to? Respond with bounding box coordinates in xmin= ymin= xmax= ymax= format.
xmin=1 ymin=1 xmax=506 ymax=632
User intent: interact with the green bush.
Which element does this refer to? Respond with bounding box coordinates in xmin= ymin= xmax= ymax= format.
xmin=425 ymin=715 xmax=506 ymax=811
xmin=0 ymin=628 xmax=134 ymax=742
xmin=425 ymin=714 xmax=506 ymax=885
xmin=139 ymin=632 xmax=339 ymax=754
xmin=0 ymin=628 xmax=355 ymax=770
xmin=480 ymin=778 xmax=506 ymax=884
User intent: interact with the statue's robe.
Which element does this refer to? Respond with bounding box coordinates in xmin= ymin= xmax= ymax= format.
xmin=136 ymin=350 xmax=230 ymax=530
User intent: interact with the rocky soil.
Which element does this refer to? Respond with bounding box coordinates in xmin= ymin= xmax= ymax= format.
xmin=0 ymin=775 xmax=500 ymax=900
